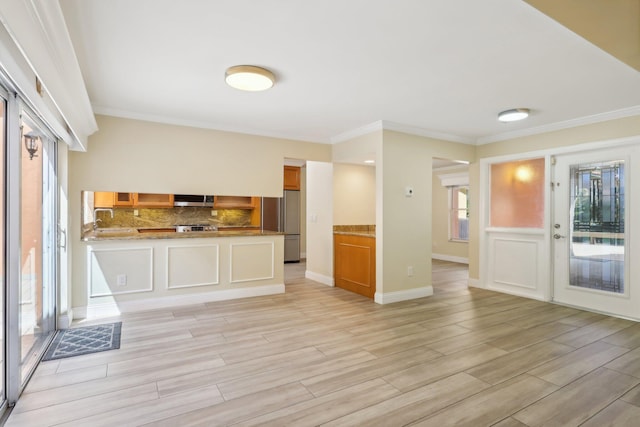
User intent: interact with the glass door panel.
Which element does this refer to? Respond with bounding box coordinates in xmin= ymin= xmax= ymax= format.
xmin=569 ymin=161 xmax=624 ymax=293
xmin=0 ymin=92 xmax=6 ymax=408
xmin=553 ymin=146 xmax=640 ymax=319
xmin=19 ymin=113 xmax=55 ymax=382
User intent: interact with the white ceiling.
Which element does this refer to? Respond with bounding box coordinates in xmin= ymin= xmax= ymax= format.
xmin=59 ymin=0 xmax=640 ymax=145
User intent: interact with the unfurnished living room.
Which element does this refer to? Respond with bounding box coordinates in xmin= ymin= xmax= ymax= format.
xmin=2 ymin=1 xmax=640 ymax=426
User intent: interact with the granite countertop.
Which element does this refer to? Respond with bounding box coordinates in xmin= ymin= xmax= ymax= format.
xmin=333 ymin=225 xmax=376 ymax=238
xmin=82 ymin=227 xmax=283 ymax=241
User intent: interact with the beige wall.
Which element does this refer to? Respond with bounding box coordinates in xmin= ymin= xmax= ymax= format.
xmin=300 ymin=166 xmax=307 ymax=257
xmin=69 ymin=115 xmax=331 ymax=310
xmin=380 ymin=130 xmax=475 ymax=296
xmin=306 ymin=161 xmax=334 ymax=283
xmin=333 ymin=163 xmax=376 ymax=225
xmin=468 ymin=114 xmax=640 ymax=281
xmin=73 ymin=115 xmax=331 ymax=196
xmin=432 ymin=168 xmax=469 ymax=261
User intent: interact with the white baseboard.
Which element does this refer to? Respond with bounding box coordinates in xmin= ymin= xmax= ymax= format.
xmin=432 ymin=253 xmax=469 ymax=264
xmin=468 ymin=277 xmax=483 ymax=288
xmin=74 ymin=283 xmax=285 ymax=319
xmin=58 ymin=311 xmax=73 ymax=329
xmin=374 ymin=286 xmax=433 ymax=304
xmin=487 ymin=285 xmax=546 ymax=301
xmin=305 ymin=270 xmax=334 ymax=287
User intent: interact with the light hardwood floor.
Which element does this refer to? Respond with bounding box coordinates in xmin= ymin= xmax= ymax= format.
xmin=6 ymin=259 xmax=640 ymax=426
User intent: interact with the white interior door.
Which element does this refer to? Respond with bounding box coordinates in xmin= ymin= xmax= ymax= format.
xmin=552 ymin=145 xmax=640 ymax=319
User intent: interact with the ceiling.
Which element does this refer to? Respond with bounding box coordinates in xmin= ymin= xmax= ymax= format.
xmin=59 ymin=0 xmax=640 ymax=145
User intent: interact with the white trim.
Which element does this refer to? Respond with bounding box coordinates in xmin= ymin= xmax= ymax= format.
xmin=75 ymin=284 xmax=285 ymax=319
xmin=93 ymin=105 xmax=329 ymax=145
xmin=88 ymin=246 xmax=154 ymax=297
xmin=0 ymin=1 xmax=97 ymax=148
xmin=330 ymin=120 xmax=474 ymax=145
xmin=305 ymin=270 xmax=334 ymax=286
xmin=486 ymin=285 xmax=546 ymax=301
xmin=381 ymin=120 xmax=474 ymax=144
xmin=330 ymin=120 xmax=384 ymax=144
xmin=229 ymin=241 xmax=275 ymax=283
xmin=300 ymin=251 xmax=307 ymax=260
xmin=166 ymin=244 xmax=220 ymax=289
xmin=432 ymin=253 xmax=469 ymax=264
xmin=468 ymin=277 xmax=482 ymax=288
xmin=374 ymin=286 xmax=433 ymax=304
xmin=57 ymin=312 xmax=72 ymax=329
xmin=438 ymin=172 xmax=469 ymax=187
xmin=477 ymin=106 xmax=640 ymax=145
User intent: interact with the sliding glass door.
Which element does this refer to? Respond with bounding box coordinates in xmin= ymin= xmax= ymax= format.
xmin=17 ymin=111 xmax=56 ymax=384
xmin=3 ymin=89 xmax=58 ymax=406
xmin=0 ymin=87 xmax=7 ymax=412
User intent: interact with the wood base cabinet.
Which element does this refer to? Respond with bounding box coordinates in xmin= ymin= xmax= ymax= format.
xmin=334 ymin=234 xmax=375 ymax=298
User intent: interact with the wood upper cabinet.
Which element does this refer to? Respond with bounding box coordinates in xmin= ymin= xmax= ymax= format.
xmin=133 ymin=193 xmax=174 ymax=208
xmin=94 ymin=191 xmax=115 ymax=208
xmin=284 ymin=166 xmax=301 ymax=190
xmin=96 ymin=192 xmax=173 ymax=208
xmin=113 ymin=192 xmax=134 ymax=207
xmin=213 ymin=196 xmax=258 ymax=209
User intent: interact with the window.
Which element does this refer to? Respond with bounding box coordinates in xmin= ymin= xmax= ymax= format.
xmin=450 ymin=185 xmax=469 ymax=241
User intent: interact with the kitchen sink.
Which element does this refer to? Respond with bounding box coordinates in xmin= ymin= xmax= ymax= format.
xmin=136 ymin=227 xmax=176 ymax=233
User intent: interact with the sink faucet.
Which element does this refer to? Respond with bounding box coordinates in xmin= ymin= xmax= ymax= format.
xmin=93 ymin=208 xmax=114 ymax=230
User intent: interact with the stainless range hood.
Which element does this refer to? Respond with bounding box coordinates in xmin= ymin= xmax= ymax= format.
xmin=173 ymin=194 xmax=214 ymax=207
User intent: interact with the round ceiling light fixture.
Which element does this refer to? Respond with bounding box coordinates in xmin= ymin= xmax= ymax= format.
xmin=225 ymin=65 xmax=275 ymax=92
xmin=498 ymin=108 xmax=530 ymax=122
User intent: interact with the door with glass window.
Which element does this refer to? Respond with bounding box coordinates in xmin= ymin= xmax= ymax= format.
xmin=16 ymin=111 xmax=56 ymax=384
xmin=552 ymin=145 xmax=640 ymax=318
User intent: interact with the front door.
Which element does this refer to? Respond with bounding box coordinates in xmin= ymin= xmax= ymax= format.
xmin=552 ymin=145 xmax=640 ymax=319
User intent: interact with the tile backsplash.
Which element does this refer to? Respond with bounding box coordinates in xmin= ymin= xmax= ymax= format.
xmin=91 ymin=207 xmax=253 ymax=229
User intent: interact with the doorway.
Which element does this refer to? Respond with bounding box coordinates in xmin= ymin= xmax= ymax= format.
xmin=552 ymin=145 xmax=640 ymax=319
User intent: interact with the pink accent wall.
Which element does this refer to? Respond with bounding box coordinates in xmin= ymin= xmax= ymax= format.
xmin=490 ymin=158 xmax=545 ymax=228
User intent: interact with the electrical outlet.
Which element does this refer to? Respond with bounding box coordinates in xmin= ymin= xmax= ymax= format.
xmin=133 ymin=209 xmax=139 ymax=216
xmin=407 ymin=266 xmax=414 ymax=276
xmin=116 ymin=274 xmax=127 ymax=286
xmin=211 ymin=210 xmax=218 ymax=217
xmin=405 ymin=186 xmax=414 ymax=197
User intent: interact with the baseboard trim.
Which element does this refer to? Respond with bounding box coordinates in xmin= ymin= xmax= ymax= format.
xmin=57 ymin=312 xmax=73 ymax=329
xmin=468 ymin=277 xmax=482 ymax=288
xmin=432 ymin=253 xmax=469 ymax=264
xmin=305 ymin=270 xmax=334 ymax=287
xmin=74 ymin=283 xmax=285 ymax=319
xmin=374 ymin=286 xmax=434 ymax=304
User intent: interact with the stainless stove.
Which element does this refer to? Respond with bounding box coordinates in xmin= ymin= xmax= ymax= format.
xmin=175 ymin=224 xmax=217 ymax=232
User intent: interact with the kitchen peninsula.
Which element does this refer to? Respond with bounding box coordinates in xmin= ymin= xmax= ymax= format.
xmin=76 ymin=191 xmax=285 ymax=319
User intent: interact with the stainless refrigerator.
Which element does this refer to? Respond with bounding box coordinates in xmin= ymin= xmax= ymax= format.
xmin=261 ymin=190 xmax=300 ymax=262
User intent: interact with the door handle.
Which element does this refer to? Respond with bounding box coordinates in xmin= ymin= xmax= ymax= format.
xmin=553 ymin=233 xmax=565 ymax=239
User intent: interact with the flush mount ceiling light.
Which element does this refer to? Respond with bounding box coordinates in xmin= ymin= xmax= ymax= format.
xmin=498 ymin=108 xmax=530 ymax=122
xmin=225 ymin=65 xmax=275 ymax=91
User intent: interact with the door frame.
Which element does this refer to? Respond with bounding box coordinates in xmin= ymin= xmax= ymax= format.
xmin=551 ymin=146 xmax=638 ymax=319
xmin=479 ymin=135 xmax=640 ymax=314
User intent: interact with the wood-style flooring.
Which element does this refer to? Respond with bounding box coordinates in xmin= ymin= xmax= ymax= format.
xmin=7 ymin=259 xmax=640 ymax=426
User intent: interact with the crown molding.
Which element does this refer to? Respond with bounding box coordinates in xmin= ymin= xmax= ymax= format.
xmin=476 ymin=105 xmax=640 ymax=145
xmin=0 ymin=0 xmax=97 ymax=148
xmin=92 ymin=105 xmax=330 ymax=144
xmin=331 ymin=120 xmax=474 ymax=145
xmin=381 ymin=120 xmax=475 ymax=144
xmin=330 ymin=120 xmax=384 ymax=144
